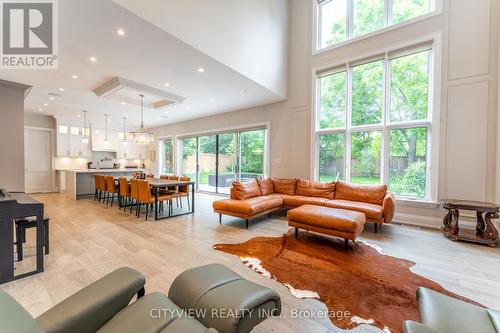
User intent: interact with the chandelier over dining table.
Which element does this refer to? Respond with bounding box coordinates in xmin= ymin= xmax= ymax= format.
xmin=130 ymin=94 xmax=154 ymax=145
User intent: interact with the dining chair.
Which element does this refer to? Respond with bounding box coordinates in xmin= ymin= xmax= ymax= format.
xmin=129 ymin=179 xmax=140 ymax=216
xmin=175 ymin=176 xmax=191 ymax=210
xmin=93 ymin=174 xmax=101 ymax=201
xmin=137 ymin=180 xmax=174 ymax=220
xmin=97 ymin=175 xmax=106 ymax=203
xmin=118 ymin=177 xmax=131 ymax=210
xmin=105 ymin=176 xmax=119 ymax=206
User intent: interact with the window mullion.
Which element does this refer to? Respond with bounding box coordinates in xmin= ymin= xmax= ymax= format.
xmin=386 ymin=0 xmax=392 ymax=26
xmin=345 ymin=64 xmax=353 ymax=182
xmin=347 ymin=0 xmax=353 ymax=39
xmin=382 ymin=55 xmax=390 ymax=186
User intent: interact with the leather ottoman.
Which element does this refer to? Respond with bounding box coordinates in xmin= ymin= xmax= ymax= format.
xmin=287 ymin=205 xmax=366 ymax=251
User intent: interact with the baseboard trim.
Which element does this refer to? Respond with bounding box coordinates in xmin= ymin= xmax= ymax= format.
xmin=393 ymin=212 xmax=486 ymax=230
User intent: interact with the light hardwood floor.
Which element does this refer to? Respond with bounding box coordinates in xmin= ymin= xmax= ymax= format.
xmin=2 ymin=192 xmax=500 ymax=333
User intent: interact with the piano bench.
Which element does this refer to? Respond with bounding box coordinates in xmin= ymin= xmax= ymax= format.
xmin=14 ymin=216 xmax=50 ymax=262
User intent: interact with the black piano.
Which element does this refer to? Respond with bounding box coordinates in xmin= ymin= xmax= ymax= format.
xmin=0 ymin=188 xmax=44 ymax=283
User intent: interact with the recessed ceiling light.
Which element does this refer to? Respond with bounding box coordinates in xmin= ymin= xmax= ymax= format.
xmin=197 ymin=67 xmax=205 ymax=73
xmin=77 ymin=114 xmax=81 ymax=118
xmin=185 ymin=105 xmax=190 ymax=109
xmin=116 ymin=28 xmax=125 ymax=36
xmin=43 ymin=103 xmax=48 ymax=106
xmin=89 ymin=56 xmax=97 ymax=62
xmin=49 ymin=96 xmax=55 ymax=100
xmin=71 ymin=75 xmax=78 ymax=79
xmin=38 ymin=108 xmax=42 ymax=111
xmin=164 ymin=82 xmax=170 ymax=87
xmin=210 ymin=98 xmax=215 ymax=102
xmin=59 ymin=88 xmax=64 ymax=91
xmin=121 ymin=102 xmax=126 ymax=105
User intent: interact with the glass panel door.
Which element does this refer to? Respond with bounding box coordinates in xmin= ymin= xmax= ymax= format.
xmin=217 ymin=133 xmax=237 ymax=194
xmin=162 ymin=138 xmax=174 ymax=174
xmin=197 ymin=135 xmax=217 ymax=192
xmin=238 ymin=129 xmax=265 ymax=182
xmin=181 ymin=137 xmax=198 ymax=188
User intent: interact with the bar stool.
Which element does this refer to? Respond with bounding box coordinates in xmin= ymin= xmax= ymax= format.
xmin=105 ymin=176 xmax=119 ymax=206
xmin=119 ymin=177 xmax=131 ymax=210
xmin=15 ymin=216 xmax=50 ymax=261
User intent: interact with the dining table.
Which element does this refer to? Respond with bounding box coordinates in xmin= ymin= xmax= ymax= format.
xmin=115 ymin=177 xmax=195 ymax=220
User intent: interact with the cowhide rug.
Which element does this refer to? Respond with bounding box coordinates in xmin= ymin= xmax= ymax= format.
xmin=213 ymin=230 xmax=479 ymax=333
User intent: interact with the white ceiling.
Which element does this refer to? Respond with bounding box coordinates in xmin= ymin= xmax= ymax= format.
xmin=0 ymin=0 xmax=285 ymax=130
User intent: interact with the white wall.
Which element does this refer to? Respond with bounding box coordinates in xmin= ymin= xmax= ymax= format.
xmin=0 ymin=80 xmax=31 ymax=192
xmin=113 ymin=0 xmax=289 ymax=98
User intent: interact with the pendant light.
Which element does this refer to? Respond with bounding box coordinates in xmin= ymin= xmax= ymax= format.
xmin=104 ymin=114 xmax=109 ymax=144
xmin=130 ymin=94 xmax=154 ymax=145
xmin=121 ymin=117 xmax=128 ymax=145
xmin=81 ymin=110 xmax=89 ymax=144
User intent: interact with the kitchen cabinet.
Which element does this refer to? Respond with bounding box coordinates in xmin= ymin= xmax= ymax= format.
xmin=91 ymin=129 xmax=119 ymax=152
xmin=56 ymin=132 xmax=90 ymax=157
xmin=117 ymin=141 xmax=147 ymax=159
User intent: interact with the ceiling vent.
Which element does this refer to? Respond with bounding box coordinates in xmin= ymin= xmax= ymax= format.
xmin=93 ymin=77 xmax=185 ymax=109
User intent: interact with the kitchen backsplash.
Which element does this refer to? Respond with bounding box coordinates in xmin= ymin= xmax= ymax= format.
xmin=55 ymin=151 xmax=146 ymax=170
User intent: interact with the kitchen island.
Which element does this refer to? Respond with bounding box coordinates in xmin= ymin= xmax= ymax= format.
xmin=64 ymin=169 xmax=148 ymax=200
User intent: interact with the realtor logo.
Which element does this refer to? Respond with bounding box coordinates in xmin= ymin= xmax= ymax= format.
xmin=1 ymin=0 xmax=58 ymax=69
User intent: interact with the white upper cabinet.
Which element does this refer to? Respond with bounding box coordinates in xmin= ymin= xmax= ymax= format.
xmin=91 ymin=129 xmax=119 ymax=152
xmin=56 ymin=125 xmax=91 ymax=157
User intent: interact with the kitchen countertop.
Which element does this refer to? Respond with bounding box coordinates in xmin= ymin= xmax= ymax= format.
xmin=60 ymin=168 xmax=148 ymax=173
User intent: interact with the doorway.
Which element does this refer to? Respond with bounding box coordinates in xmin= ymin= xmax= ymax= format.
xmin=25 ymin=127 xmax=52 ymax=193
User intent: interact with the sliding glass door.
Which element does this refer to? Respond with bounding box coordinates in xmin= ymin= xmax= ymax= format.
xmin=181 ymin=128 xmax=266 ymax=194
xmin=198 ymin=135 xmax=217 ymax=192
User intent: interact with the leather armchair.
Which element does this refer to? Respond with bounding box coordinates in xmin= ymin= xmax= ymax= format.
xmin=404 ymin=288 xmax=500 ymax=333
xmin=0 ymin=267 xmax=145 ymax=333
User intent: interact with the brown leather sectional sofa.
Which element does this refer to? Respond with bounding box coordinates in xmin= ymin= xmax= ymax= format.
xmin=213 ymin=178 xmax=396 ymax=230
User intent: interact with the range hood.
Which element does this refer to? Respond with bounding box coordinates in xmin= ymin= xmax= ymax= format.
xmin=93 ymin=77 xmax=185 ymax=109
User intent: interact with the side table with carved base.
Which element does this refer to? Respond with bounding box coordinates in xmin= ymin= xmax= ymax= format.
xmin=442 ymin=200 xmax=499 ymax=247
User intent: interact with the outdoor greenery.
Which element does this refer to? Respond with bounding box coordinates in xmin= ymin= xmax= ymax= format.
xmin=321 ymin=0 xmax=430 ymax=48
xmin=319 ymin=43 xmax=430 ymax=197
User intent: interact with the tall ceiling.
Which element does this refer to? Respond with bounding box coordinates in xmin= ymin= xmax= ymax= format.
xmin=0 ymin=0 xmax=288 ymax=130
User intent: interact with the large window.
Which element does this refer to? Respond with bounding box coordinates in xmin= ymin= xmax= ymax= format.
xmin=316 ymin=45 xmax=433 ymax=199
xmin=317 ymin=0 xmax=434 ymax=49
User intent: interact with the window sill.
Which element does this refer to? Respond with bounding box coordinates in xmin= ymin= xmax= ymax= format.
xmin=313 ymin=10 xmax=442 ymax=56
xmin=396 ymin=198 xmax=439 ymax=209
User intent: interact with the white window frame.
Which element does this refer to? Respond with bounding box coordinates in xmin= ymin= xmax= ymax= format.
xmin=314 ymin=0 xmax=441 ymax=53
xmin=311 ymin=35 xmax=441 ymax=203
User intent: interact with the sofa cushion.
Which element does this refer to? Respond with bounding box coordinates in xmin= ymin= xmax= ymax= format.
xmin=232 ymin=179 xmax=261 ymax=200
xmin=325 ymin=199 xmax=383 ymax=220
xmin=335 ymin=181 xmax=387 ymax=205
xmin=213 ymin=196 xmax=283 ymax=216
xmin=283 ymin=195 xmax=328 ymax=207
xmin=272 ymin=178 xmax=297 ymax=195
xmin=97 ymin=292 xmax=180 ymax=333
xmin=287 ymin=205 xmax=365 ymax=233
xmin=257 ymin=179 xmax=274 ymax=196
xmin=295 ymin=179 xmax=335 ymax=199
